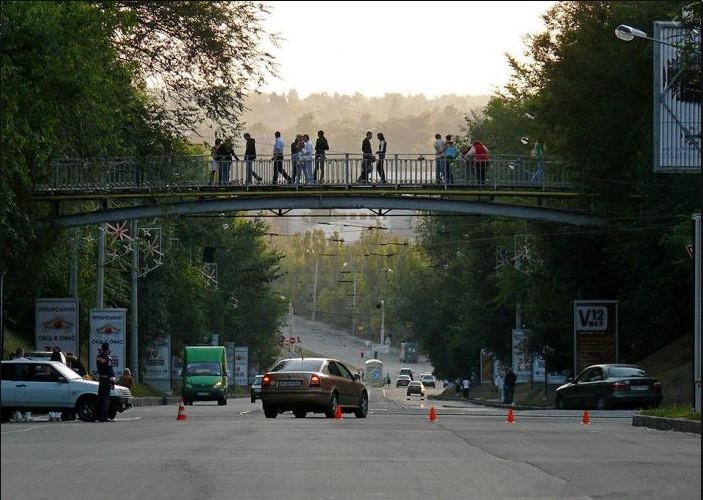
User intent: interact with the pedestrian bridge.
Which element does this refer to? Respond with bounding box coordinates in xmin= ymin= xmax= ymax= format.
xmin=34 ymin=154 xmax=601 ymax=227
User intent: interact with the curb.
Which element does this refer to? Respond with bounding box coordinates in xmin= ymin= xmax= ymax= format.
xmin=632 ymin=415 xmax=701 ymax=435
xmin=131 ymin=395 xmax=250 ymax=407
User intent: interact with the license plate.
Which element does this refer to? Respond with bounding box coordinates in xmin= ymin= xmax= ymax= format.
xmin=278 ymin=380 xmax=301 ymax=387
xmin=630 ymin=385 xmax=648 ymax=391
xmin=197 ymin=392 xmax=209 ymax=396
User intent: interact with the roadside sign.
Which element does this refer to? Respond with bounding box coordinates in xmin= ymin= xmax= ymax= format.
xmin=686 ymin=244 xmax=694 ymax=258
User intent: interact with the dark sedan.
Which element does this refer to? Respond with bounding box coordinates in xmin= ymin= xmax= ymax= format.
xmin=554 ymin=364 xmax=662 ymax=410
xmin=260 ymin=357 xmax=368 ymax=419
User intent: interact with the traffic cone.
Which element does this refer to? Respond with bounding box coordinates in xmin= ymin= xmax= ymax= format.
xmin=581 ymin=410 xmax=590 ymax=425
xmin=427 ymin=406 xmax=438 ymax=422
xmin=176 ymin=399 xmax=187 ymax=421
xmin=334 ymin=404 xmax=343 ymax=420
xmin=506 ymin=408 xmax=515 ymax=424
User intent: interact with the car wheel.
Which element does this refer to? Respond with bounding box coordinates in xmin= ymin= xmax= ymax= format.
xmin=555 ymin=396 xmax=566 ymax=410
xmin=293 ymin=409 xmax=307 ymax=418
xmin=324 ymin=392 xmax=339 ymax=418
xmin=263 ymin=405 xmax=278 ymax=418
xmin=354 ymin=392 xmax=368 ymax=419
xmin=76 ymin=396 xmax=97 ymax=422
xmin=596 ymin=396 xmax=608 ymax=410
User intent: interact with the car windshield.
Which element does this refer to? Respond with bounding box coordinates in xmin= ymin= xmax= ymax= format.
xmin=185 ymin=362 xmax=222 ymax=376
xmin=271 ymin=359 xmax=324 ymax=372
xmin=607 ymin=366 xmax=648 ymax=378
xmin=52 ymin=362 xmax=82 ymax=380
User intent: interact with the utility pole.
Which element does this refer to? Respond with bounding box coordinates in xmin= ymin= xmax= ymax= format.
xmin=352 ymin=271 xmax=357 ymax=336
xmin=130 ymin=219 xmax=139 ymax=384
xmin=96 ymin=223 xmax=105 ymax=309
xmin=69 ymin=228 xmax=79 ymax=298
xmin=311 ymin=258 xmax=318 ymax=322
xmin=380 ymin=299 xmax=385 ymax=346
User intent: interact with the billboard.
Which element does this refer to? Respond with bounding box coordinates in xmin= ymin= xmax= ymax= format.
xmin=480 ymin=349 xmax=494 ymax=383
xmin=511 ymin=329 xmax=532 ymax=383
xmin=89 ymin=309 xmax=127 ymax=378
xmin=653 ymin=21 xmax=701 ymax=172
xmin=35 ymin=298 xmax=79 ymax=355
xmin=234 ymin=346 xmax=248 ymax=386
xmin=143 ymin=336 xmax=170 ymax=380
xmin=225 ymin=342 xmax=235 ymax=383
xmin=573 ymin=301 xmax=618 ymax=375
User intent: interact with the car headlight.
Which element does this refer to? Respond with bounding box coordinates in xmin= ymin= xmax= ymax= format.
xmin=185 ymin=383 xmax=192 ymax=389
xmin=213 ymin=381 xmax=223 ymax=388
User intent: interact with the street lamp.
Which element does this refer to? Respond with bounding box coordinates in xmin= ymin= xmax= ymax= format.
xmin=614 ymin=24 xmax=679 ymax=47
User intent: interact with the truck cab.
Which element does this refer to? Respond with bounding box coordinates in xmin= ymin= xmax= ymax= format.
xmin=181 ymin=346 xmax=228 ymax=406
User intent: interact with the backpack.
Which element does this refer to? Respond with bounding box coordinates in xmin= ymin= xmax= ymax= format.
xmin=445 ymin=145 xmax=458 ymax=159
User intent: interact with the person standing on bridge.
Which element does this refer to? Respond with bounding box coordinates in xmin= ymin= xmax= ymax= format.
xmin=358 ymin=131 xmax=374 ymax=183
xmin=464 ymin=140 xmax=490 ymax=186
xmin=302 ymin=134 xmax=314 ymax=183
xmin=434 ymin=133 xmax=446 ymax=184
xmin=529 ymin=139 xmax=545 ymax=186
xmin=243 ymin=133 xmax=263 ymax=185
xmin=272 ymin=131 xmax=292 ymax=184
xmin=375 ymin=132 xmax=387 ymax=184
xmin=291 ymin=134 xmax=303 ymax=183
xmin=216 ymin=138 xmax=237 ymax=185
xmin=314 ymin=130 xmax=329 ymax=182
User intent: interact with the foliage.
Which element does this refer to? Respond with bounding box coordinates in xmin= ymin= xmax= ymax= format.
xmin=640 ymin=405 xmax=701 ymax=421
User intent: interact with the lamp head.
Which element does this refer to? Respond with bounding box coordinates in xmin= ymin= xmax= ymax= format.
xmin=615 ymin=25 xmax=647 ymax=42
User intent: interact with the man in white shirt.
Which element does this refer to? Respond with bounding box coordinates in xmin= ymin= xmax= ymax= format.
xmin=434 ymin=133 xmax=446 ymax=183
xmin=462 ymin=377 xmax=470 ymax=398
xmin=272 ymin=131 xmax=291 ymax=184
xmin=302 ymin=134 xmax=314 ymax=183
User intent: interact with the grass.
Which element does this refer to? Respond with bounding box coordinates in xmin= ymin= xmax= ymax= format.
xmin=640 ymin=405 xmax=701 ymax=421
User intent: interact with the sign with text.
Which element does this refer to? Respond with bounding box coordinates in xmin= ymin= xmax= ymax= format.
xmin=225 ymin=342 xmax=235 ymax=383
xmin=143 ymin=336 xmax=170 ymax=380
xmin=234 ymin=346 xmax=248 ymax=386
xmin=89 ymin=309 xmax=127 ymax=377
xmin=573 ymin=300 xmax=618 ymax=375
xmin=35 ymin=298 xmax=80 ymax=355
xmin=480 ymin=349 xmax=494 ymax=383
xmin=511 ymin=329 xmax=532 ymax=383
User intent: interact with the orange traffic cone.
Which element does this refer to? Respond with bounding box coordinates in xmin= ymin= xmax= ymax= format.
xmin=506 ymin=408 xmax=515 ymax=424
xmin=176 ymin=399 xmax=187 ymax=421
xmin=427 ymin=406 xmax=438 ymax=422
xmin=334 ymin=404 xmax=343 ymax=420
xmin=581 ymin=410 xmax=590 ymax=425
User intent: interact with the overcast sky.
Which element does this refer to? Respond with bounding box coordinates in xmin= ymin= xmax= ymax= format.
xmin=261 ymin=1 xmax=556 ymax=98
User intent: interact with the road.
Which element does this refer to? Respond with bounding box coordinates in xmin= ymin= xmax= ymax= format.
xmin=3 ymin=319 xmax=700 ymax=499
xmin=1 ymin=391 xmax=700 ymax=500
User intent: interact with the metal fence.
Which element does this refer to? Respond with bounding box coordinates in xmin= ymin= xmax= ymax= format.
xmin=40 ymin=154 xmax=571 ymax=191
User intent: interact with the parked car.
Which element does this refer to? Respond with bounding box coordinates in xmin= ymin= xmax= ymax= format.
xmin=25 ymin=351 xmax=67 ymax=366
xmin=251 ymin=375 xmax=263 ymax=403
xmin=260 ymin=357 xmax=368 ymax=419
xmin=398 ymin=368 xmax=414 ymax=381
xmin=406 ymin=380 xmax=425 ymax=397
xmin=419 ymin=373 xmax=435 ymax=388
xmin=554 ymin=364 xmax=663 ymax=410
xmin=395 ymin=374 xmax=411 ymax=387
xmin=1 ymin=360 xmax=133 ymax=422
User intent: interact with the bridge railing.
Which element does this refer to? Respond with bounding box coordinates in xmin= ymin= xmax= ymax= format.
xmin=41 ymin=154 xmax=571 ymax=191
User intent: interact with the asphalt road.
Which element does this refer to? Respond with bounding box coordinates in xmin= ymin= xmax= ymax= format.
xmin=2 ymin=387 xmax=701 ymax=500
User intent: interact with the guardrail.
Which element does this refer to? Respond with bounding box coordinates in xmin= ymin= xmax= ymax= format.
xmin=39 ymin=154 xmax=571 ymax=191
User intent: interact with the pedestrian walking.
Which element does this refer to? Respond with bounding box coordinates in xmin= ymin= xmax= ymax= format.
xmin=272 ymin=131 xmax=291 ymax=184
xmin=504 ymin=367 xmax=517 ymax=405
xmin=462 ymin=378 xmax=470 ymax=398
xmin=243 ymin=133 xmax=262 ymax=184
xmin=96 ymin=342 xmax=116 ymax=422
xmin=216 ymin=138 xmax=237 ymax=185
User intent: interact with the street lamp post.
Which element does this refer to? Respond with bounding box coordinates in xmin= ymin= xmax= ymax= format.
xmin=379 ymin=299 xmax=385 ymax=347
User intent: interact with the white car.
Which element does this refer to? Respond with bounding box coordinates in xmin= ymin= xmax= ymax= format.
xmin=1 ymin=360 xmax=133 ymax=422
xmin=396 ymin=374 xmax=412 ymax=387
xmin=419 ymin=373 xmax=436 ymax=388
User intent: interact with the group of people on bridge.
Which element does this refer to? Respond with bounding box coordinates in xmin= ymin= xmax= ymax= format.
xmin=209 ymin=131 xmax=493 ymax=187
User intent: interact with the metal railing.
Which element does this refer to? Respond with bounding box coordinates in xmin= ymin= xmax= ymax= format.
xmin=39 ymin=154 xmax=571 ymax=191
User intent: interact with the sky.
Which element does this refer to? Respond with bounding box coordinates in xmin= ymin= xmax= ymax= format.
xmin=261 ymin=1 xmax=556 ymax=98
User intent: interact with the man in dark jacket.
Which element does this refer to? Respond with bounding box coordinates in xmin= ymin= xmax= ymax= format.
xmin=216 ymin=138 xmax=238 ymax=185
xmin=96 ymin=342 xmax=116 ymax=422
xmin=358 ymin=131 xmax=374 ymax=183
xmin=504 ymin=367 xmax=517 ymax=405
xmin=243 ymin=133 xmax=262 ymax=184
xmin=314 ymin=130 xmax=329 ymax=182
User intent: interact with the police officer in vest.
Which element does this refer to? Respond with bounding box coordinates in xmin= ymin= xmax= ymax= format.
xmin=96 ymin=342 xmax=116 ymax=422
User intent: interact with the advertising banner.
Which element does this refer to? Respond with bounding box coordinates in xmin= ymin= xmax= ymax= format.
xmin=35 ymin=298 xmax=80 ymax=355
xmin=234 ymin=346 xmax=248 ymax=386
xmin=480 ymin=349 xmax=494 ymax=383
xmin=573 ymin=300 xmax=618 ymax=375
xmin=511 ymin=329 xmax=532 ymax=383
xmin=532 ymin=354 xmax=545 ymax=380
xmin=89 ymin=309 xmax=127 ymax=377
xmin=143 ymin=336 xmax=170 ymax=380
xmin=225 ymin=342 xmax=235 ymax=383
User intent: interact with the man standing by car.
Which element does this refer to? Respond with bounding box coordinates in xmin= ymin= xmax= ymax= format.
xmin=504 ymin=367 xmax=517 ymax=405
xmin=96 ymin=342 xmax=115 ymax=422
